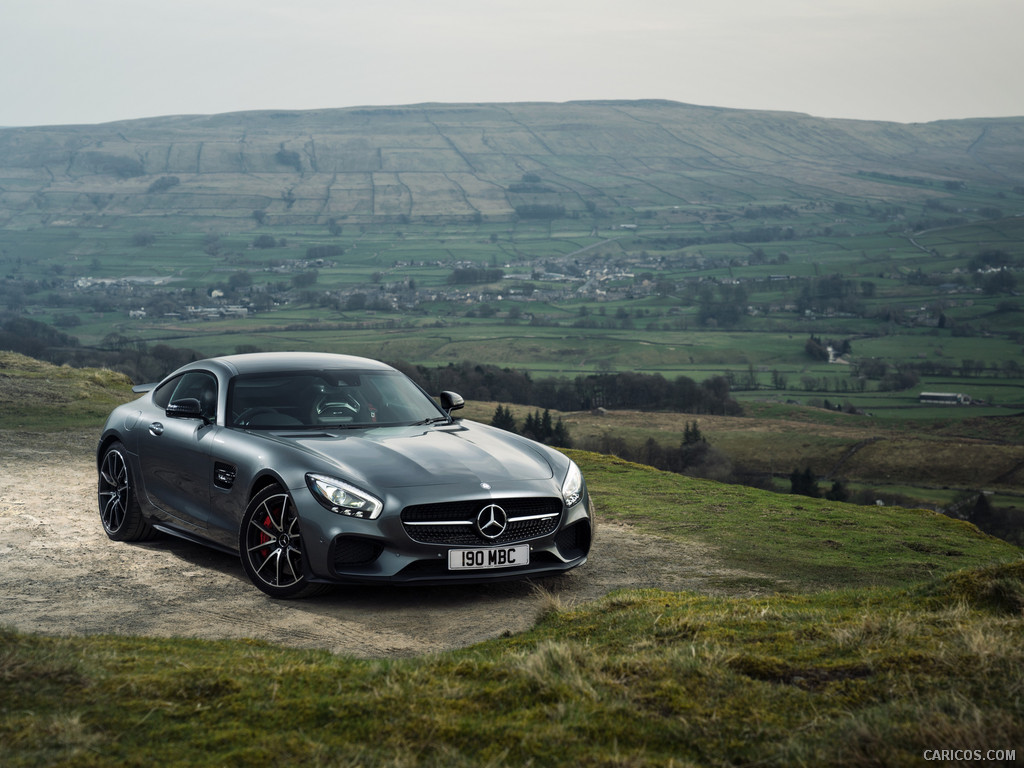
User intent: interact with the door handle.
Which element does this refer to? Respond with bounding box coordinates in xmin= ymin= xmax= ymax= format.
xmin=149 ymin=422 xmax=164 ymax=436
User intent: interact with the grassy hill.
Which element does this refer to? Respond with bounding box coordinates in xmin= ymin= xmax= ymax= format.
xmin=0 ymin=350 xmax=134 ymax=430
xmin=1 ymin=357 xmax=1022 ymax=766
xmin=1 ymin=101 xmax=1022 ymax=229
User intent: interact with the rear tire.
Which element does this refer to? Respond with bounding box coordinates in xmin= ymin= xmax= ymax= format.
xmin=239 ymin=485 xmax=330 ymax=599
xmin=98 ymin=442 xmax=157 ymax=542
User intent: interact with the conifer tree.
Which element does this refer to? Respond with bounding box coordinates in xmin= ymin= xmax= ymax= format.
xmin=490 ymin=404 xmax=517 ymax=433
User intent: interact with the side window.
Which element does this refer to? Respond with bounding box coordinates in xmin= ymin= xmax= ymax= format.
xmin=151 ymin=375 xmax=183 ymax=410
xmin=163 ymin=372 xmax=219 ymax=422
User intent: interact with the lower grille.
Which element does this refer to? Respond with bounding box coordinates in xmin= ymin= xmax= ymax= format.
xmin=332 ymin=536 xmax=384 ymax=568
xmin=401 ymin=498 xmax=562 ymax=546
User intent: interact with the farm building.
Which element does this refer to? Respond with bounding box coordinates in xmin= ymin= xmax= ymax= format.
xmin=919 ymin=391 xmax=972 ymax=405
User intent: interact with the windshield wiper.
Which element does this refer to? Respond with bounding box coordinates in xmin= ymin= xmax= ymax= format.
xmin=411 ymin=416 xmax=450 ymax=426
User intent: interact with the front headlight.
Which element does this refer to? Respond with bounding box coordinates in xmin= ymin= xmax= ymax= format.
xmin=561 ymin=461 xmax=583 ymax=507
xmin=306 ymin=474 xmax=383 ymax=520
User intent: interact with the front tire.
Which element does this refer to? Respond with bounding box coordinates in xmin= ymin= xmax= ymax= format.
xmin=98 ymin=442 xmax=156 ymax=542
xmin=240 ymin=485 xmax=329 ymax=599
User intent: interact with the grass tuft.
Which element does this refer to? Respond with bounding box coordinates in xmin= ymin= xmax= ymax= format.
xmin=921 ymin=560 xmax=1024 ymax=615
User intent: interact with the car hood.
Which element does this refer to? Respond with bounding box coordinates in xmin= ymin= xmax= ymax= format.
xmin=264 ymin=422 xmax=555 ymax=489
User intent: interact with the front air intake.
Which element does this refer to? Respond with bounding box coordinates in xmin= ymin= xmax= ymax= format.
xmin=554 ymin=519 xmax=592 ymax=560
xmin=332 ymin=536 xmax=384 ymax=568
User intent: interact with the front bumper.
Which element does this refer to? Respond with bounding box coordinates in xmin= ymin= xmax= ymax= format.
xmin=291 ymin=477 xmax=593 ymax=585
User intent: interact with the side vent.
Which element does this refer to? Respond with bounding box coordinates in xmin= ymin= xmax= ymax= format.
xmin=214 ymin=462 xmax=236 ymax=490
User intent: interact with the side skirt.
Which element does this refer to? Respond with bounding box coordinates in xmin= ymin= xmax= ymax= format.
xmin=151 ymin=523 xmax=238 ymax=556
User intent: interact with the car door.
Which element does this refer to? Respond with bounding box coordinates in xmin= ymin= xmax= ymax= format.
xmin=138 ymin=371 xmax=220 ymax=529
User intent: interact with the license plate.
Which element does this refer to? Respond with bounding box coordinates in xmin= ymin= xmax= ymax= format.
xmin=448 ymin=545 xmax=529 ymax=571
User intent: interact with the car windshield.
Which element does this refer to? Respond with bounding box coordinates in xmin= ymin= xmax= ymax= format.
xmin=227 ymin=370 xmax=448 ymax=429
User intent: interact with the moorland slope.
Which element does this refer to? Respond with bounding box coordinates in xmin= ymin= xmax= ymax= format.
xmin=2 ymin=100 xmax=1023 ymax=228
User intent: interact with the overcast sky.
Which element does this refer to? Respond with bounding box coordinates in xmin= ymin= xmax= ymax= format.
xmin=2 ymin=0 xmax=1022 ymax=127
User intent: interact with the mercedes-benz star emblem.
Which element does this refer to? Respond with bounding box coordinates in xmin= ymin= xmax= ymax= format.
xmin=476 ymin=504 xmax=508 ymax=540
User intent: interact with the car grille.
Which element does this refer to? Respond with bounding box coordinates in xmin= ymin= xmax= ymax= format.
xmin=401 ymin=498 xmax=562 ymax=546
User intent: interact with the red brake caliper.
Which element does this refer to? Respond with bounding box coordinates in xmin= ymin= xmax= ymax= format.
xmin=259 ymin=511 xmax=274 ymax=559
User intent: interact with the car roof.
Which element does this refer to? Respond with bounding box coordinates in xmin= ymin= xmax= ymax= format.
xmin=185 ymin=352 xmax=398 ymax=378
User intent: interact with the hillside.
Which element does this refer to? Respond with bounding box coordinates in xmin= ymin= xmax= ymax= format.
xmin=1 ymin=358 xmax=1022 ymax=766
xmin=1 ymin=100 xmax=1023 ymax=228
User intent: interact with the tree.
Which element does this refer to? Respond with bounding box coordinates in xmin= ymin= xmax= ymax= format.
xmin=979 ymin=269 xmax=1017 ymax=295
xmin=804 ymin=335 xmax=829 ymax=361
xmin=448 ymin=267 xmax=504 ymax=285
xmin=790 ymin=466 xmax=820 ymax=498
xmin=101 ymin=332 xmax=132 ymax=351
xmin=642 ymin=437 xmax=663 ymax=467
xmin=552 ymin=418 xmax=573 ymax=448
xmin=204 ymin=234 xmax=223 ymax=255
xmin=291 ymin=270 xmax=319 ymax=289
xmin=655 ymin=278 xmax=676 ymax=296
xmin=275 ymin=148 xmax=302 ymax=172
xmin=825 ymin=479 xmax=850 ymax=502
xmin=490 ymin=405 xmax=517 ymax=433
xmin=522 ymin=411 xmax=539 ymax=440
xmin=306 ymin=244 xmax=344 ymax=260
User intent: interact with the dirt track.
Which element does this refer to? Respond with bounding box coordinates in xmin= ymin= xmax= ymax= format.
xmin=0 ymin=430 xmax=767 ymax=657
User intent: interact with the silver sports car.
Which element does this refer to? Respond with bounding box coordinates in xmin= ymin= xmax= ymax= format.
xmin=97 ymin=352 xmax=593 ymax=598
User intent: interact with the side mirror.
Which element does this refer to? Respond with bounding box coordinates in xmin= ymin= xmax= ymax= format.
xmin=440 ymin=391 xmax=465 ymax=417
xmin=166 ymin=397 xmax=205 ymax=421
